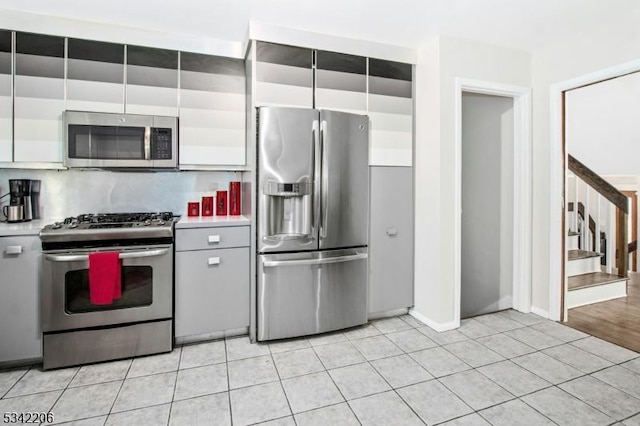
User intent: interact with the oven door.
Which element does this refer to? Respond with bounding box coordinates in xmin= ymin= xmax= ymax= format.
xmin=41 ymin=244 xmax=173 ymax=332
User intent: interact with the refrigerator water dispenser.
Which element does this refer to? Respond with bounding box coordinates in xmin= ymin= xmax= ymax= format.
xmin=263 ymin=180 xmax=313 ymax=240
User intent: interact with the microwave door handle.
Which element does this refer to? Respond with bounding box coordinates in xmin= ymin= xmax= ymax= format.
xmin=44 ymin=248 xmax=170 ymax=262
xmin=144 ymin=126 xmax=151 ymax=160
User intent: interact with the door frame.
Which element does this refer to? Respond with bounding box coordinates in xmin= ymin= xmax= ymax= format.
xmin=549 ymin=58 xmax=640 ymax=321
xmin=454 ymin=78 xmax=532 ymax=324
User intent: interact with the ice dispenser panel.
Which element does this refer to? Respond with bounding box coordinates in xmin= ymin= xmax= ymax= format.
xmin=263 ymin=180 xmax=312 ymax=240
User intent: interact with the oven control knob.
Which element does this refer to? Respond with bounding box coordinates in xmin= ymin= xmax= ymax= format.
xmin=52 ymin=222 xmax=62 ymax=229
xmin=157 ymin=221 xmax=165 ymax=226
xmin=69 ymin=222 xmax=78 ymax=229
xmin=144 ymin=220 xmax=151 ymax=226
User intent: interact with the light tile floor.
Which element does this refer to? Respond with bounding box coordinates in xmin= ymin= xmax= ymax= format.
xmin=2 ymin=310 xmax=640 ymax=425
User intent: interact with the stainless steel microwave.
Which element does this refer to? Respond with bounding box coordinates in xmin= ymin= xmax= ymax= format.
xmin=63 ymin=111 xmax=178 ymax=169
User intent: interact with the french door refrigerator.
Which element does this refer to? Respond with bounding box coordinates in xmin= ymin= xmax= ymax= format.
xmin=257 ymin=106 xmax=369 ymax=341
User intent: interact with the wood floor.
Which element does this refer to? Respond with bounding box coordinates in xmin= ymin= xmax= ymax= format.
xmin=566 ymin=271 xmax=640 ymax=353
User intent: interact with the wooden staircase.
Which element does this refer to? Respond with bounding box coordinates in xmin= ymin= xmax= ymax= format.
xmin=566 ymin=249 xmax=627 ymax=308
xmin=566 ymin=155 xmax=628 ymax=310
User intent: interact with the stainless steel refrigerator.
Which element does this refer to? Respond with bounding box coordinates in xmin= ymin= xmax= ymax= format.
xmin=257 ymin=106 xmax=369 ymax=341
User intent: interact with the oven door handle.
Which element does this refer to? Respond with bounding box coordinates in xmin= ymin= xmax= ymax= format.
xmin=44 ymin=248 xmax=170 ymax=262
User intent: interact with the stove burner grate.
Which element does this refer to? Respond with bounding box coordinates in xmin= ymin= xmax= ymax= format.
xmin=65 ymin=212 xmax=174 ymax=225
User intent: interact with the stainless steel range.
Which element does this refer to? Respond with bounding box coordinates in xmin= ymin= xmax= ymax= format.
xmin=40 ymin=212 xmax=175 ymax=370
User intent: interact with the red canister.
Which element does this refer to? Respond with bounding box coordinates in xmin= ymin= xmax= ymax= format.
xmin=202 ymin=196 xmax=214 ymax=216
xmin=187 ymin=202 xmax=200 ymax=217
xmin=229 ymin=181 xmax=241 ymax=216
xmin=216 ymin=190 xmax=228 ymax=216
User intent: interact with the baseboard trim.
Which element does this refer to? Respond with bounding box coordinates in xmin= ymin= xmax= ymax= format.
xmin=368 ymin=308 xmax=410 ymax=321
xmin=409 ymin=309 xmax=458 ymax=332
xmin=175 ymin=326 xmax=248 ymax=346
xmin=530 ymin=306 xmax=550 ymax=319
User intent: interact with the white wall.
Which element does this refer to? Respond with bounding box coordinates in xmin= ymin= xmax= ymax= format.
xmin=413 ymin=36 xmax=530 ymax=329
xmin=461 ymin=93 xmax=514 ymax=318
xmin=531 ymin=16 xmax=640 ymax=318
xmin=566 ymin=71 xmax=640 ymax=176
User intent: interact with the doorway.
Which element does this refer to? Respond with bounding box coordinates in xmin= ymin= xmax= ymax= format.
xmin=460 ymin=93 xmax=514 ymax=318
xmin=549 ymin=59 xmax=640 ymax=321
xmin=453 ymin=78 xmax=532 ymax=326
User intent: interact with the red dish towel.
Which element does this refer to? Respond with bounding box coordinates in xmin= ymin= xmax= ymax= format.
xmin=89 ymin=252 xmax=122 ymax=305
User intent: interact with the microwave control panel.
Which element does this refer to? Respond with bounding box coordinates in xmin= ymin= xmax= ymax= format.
xmin=151 ymin=128 xmax=173 ymax=160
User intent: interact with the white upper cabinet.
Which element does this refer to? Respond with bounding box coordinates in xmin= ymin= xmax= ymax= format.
xmin=315 ymin=50 xmax=367 ymax=115
xmin=179 ymin=53 xmax=246 ymax=167
xmin=126 ymin=45 xmax=178 ymax=117
xmin=14 ymin=32 xmax=65 ymax=164
xmin=0 ymin=30 xmax=11 ymax=162
xmin=254 ymin=42 xmax=313 ymax=109
xmin=368 ymin=59 xmax=413 ymax=167
xmin=67 ymin=38 xmax=125 ymax=114
xmin=250 ymin=41 xmax=414 ymax=167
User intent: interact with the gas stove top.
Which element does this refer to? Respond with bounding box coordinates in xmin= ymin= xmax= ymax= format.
xmin=40 ymin=212 xmax=175 ymax=245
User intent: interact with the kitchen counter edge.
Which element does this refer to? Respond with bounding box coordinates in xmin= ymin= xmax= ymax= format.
xmin=176 ymin=215 xmax=251 ymax=229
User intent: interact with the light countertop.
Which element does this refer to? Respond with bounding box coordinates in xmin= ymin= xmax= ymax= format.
xmin=1 ymin=215 xmax=252 ymax=236
xmin=0 ymin=219 xmax=57 ymax=237
xmin=176 ymin=215 xmax=251 ymax=229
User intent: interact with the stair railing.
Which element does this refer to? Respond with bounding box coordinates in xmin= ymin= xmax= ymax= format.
xmin=568 ymin=154 xmax=629 ymax=277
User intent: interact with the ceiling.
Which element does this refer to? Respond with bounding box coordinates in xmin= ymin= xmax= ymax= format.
xmin=0 ymin=0 xmax=637 ymax=52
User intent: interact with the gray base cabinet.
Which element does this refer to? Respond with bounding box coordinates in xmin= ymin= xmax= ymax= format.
xmin=368 ymin=167 xmax=414 ymax=314
xmin=175 ymin=226 xmax=250 ymax=340
xmin=0 ymin=236 xmax=42 ymax=363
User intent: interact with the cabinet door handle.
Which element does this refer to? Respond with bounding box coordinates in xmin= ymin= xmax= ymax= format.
xmin=386 ymin=228 xmax=398 ymax=237
xmin=208 ymin=235 xmax=221 ymax=243
xmin=208 ymin=257 xmax=221 ymax=265
xmin=5 ymin=245 xmax=23 ymax=255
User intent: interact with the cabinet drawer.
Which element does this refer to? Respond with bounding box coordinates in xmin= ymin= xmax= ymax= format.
xmin=176 ymin=226 xmax=249 ymax=251
xmin=1 ymin=236 xmax=41 ymax=254
xmin=175 ymin=247 xmax=250 ymax=338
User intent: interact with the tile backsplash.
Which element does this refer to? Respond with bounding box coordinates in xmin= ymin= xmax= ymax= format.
xmin=0 ymin=169 xmax=243 ymax=221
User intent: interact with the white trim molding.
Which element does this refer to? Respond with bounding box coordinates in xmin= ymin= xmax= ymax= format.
xmin=409 ymin=309 xmax=458 ymax=332
xmin=454 ymin=78 xmax=533 ymax=323
xmin=0 ymin=8 xmax=245 ymax=58
xmin=548 ymin=58 xmax=640 ymax=322
xmin=249 ymin=21 xmax=417 ymax=65
xmin=530 ymin=306 xmax=550 ymax=319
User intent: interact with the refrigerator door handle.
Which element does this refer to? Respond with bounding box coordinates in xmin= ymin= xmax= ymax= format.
xmin=312 ymin=119 xmax=320 ymax=241
xmin=320 ymin=120 xmax=328 ymax=240
xmin=263 ymin=252 xmax=368 ymax=268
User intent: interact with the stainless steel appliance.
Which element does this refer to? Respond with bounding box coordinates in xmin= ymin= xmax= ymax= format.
xmin=30 ymin=180 xmax=41 ymax=220
xmin=39 ymin=212 xmax=175 ymax=369
xmin=8 ymin=179 xmax=33 ymax=222
xmin=257 ymin=107 xmax=369 ymax=341
xmin=64 ymin=111 xmax=178 ymax=169
xmin=3 ymin=205 xmax=23 ymax=222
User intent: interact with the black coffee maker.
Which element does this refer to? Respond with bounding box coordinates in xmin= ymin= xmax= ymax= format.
xmin=8 ymin=179 xmax=38 ymax=222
